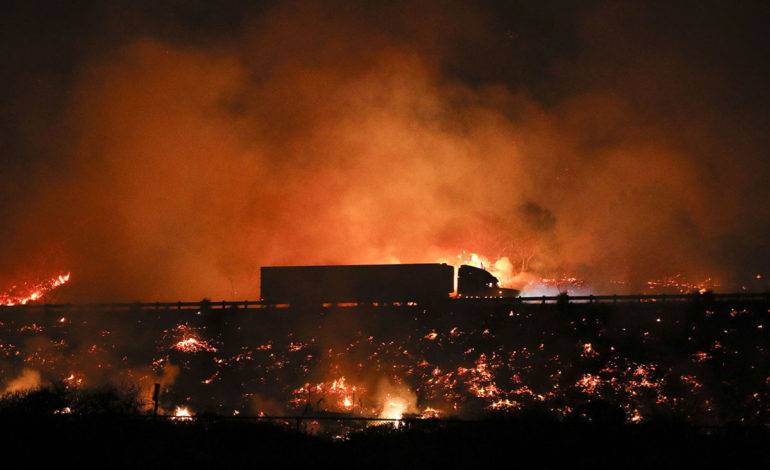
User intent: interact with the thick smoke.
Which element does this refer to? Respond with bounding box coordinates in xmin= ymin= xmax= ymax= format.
xmin=3 ymin=368 xmax=41 ymax=395
xmin=1 ymin=1 xmax=769 ymax=300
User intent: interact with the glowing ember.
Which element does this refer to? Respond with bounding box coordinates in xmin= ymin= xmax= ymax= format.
xmin=691 ymin=351 xmax=711 ymax=363
xmin=173 ymin=337 xmax=217 ymax=353
xmin=63 ymin=373 xmax=85 ymax=388
xmin=576 ymin=374 xmax=602 ymax=395
xmin=489 ymin=399 xmax=520 ymax=411
xmin=289 ymin=376 xmax=363 ymax=412
xmin=423 ymin=331 xmax=438 ymax=341
xmin=419 ymin=407 xmax=442 ymax=419
xmin=645 ymin=274 xmax=717 ymax=294
xmin=581 ymin=343 xmax=598 ymax=358
xmin=170 ymin=325 xmax=217 ymax=353
xmin=629 ymin=409 xmax=644 ymax=423
xmin=533 ymin=276 xmax=587 ymax=294
xmin=680 ymin=375 xmax=703 ymax=391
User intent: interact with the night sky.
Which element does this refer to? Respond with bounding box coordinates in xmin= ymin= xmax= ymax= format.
xmin=1 ymin=1 xmax=769 ymax=300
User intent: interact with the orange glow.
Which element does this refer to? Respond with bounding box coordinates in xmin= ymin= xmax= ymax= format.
xmin=423 ymin=331 xmax=438 ymax=341
xmin=172 ymin=406 xmax=193 ymax=420
xmin=581 ymin=343 xmax=598 ymax=358
xmin=0 ymin=272 xmax=71 ymax=306
xmin=173 ymin=337 xmax=217 ymax=353
xmin=379 ymin=398 xmax=407 ymax=425
xmin=419 ymin=407 xmax=442 ymax=419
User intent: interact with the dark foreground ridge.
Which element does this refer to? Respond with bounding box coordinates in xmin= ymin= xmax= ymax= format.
xmin=1 ymin=412 xmax=768 ymax=468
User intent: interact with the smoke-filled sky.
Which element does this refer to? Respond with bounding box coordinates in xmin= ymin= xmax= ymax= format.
xmin=1 ymin=0 xmax=769 ymax=300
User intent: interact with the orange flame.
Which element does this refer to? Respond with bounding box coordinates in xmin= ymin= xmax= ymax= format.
xmin=0 ymin=272 xmax=71 ymax=306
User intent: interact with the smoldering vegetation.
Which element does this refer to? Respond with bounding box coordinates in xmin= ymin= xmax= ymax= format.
xmin=1 ymin=1 xmax=770 ymax=300
xmin=1 ymin=298 xmax=767 ymax=428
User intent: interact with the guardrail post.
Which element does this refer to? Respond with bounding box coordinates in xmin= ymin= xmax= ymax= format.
xmin=152 ymin=383 xmax=160 ymax=416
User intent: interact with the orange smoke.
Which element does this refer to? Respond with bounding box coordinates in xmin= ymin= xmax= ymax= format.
xmin=2 ymin=368 xmax=43 ymax=395
xmin=1 ymin=2 xmax=768 ymax=300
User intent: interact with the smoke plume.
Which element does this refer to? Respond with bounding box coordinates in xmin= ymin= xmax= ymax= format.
xmin=1 ymin=1 xmax=769 ymax=299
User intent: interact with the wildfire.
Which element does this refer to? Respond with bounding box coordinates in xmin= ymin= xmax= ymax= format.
xmin=0 ymin=272 xmax=71 ymax=306
xmin=645 ymin=274 xmax=717 ymax=294
xmin=379 ymin=397 xmax=407 ymax=425
xmin=438 ymin=250 xmax=738 ymax=296
xmin=172 ymin=406 xmax=193 ymax=421
xmin=170 ymin=325 xmax=217 ymax=353
xmin=0 ymin=292 xmax=765 ymax=430
xmin=516 ymin=274 xmax=590 ymax=296
xmin=289 ymin=376 xmax=363 ymax=412
xmin=460 ymin=353 xmax=502 ymax=398
xmin=452 ymin=252 xmax=515 ymax=288
xmin=536 ymin=276 xmax=586 ymax=291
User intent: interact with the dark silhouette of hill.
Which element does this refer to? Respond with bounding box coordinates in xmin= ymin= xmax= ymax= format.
xmin=0 ymin=389 xmax=767 ymax=469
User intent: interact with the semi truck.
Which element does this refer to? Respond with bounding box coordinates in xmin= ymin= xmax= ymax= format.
xmin=260 ymin=263 xmax=519 ymax=304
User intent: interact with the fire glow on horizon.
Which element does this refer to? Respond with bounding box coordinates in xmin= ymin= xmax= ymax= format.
xmin=0 ymin=273 xmax=71 ymax=306
xmin=446 ymin=252 xmax=730 ymax=296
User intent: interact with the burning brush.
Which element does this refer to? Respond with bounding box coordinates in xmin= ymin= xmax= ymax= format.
xmin=0 ymin=273 xmax=71 ymax=306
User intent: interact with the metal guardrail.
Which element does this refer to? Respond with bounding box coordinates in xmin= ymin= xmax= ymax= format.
xmin=509 ymin=292 xmax=769 ymax=304
xmin=1 ymin=292 xmax=767 ymax=313
xmin=161 ymin=414 xmax=411 ymax=423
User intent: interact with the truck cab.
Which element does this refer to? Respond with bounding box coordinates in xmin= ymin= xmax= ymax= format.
xmin=457 ymin=265 xmax=519 ymax=298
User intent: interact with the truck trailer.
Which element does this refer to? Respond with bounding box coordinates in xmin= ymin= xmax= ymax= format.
xmin=260 ymin=263 xmax=518 ymax=304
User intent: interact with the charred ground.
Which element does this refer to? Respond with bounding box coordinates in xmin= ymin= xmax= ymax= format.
xmin=1 ymin=297 xmax=768 ymax=467
xmin=1 ymin=297 xmax=767 ymax=424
